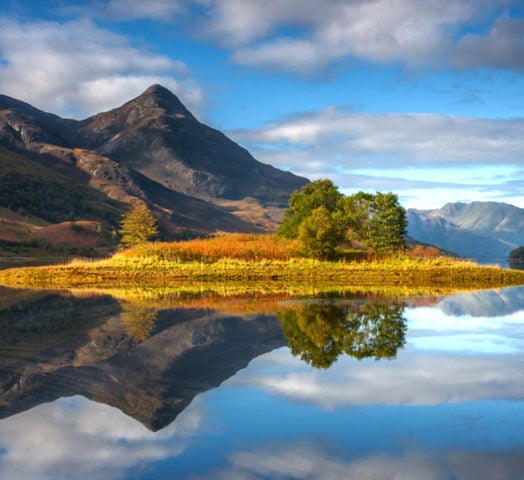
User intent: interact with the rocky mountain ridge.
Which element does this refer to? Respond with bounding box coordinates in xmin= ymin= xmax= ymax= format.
xmin=407 ymin=201 xmax=524 ymax=264
xmin=0 ymin=85 xmax=308 ymax=245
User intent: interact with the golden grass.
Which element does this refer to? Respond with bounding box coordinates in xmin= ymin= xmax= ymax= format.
xmin=117 ymin=233 xmax=303 ymax=262
xmin=0 ymin=233 xmax=523 ymax=290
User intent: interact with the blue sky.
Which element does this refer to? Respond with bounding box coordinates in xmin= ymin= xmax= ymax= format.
xmin=1 ymin=0 xmax=524 ymax=209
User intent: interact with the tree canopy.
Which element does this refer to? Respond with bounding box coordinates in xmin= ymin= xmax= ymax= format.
xmin=119 ymin=203 xmax=159 ymax=247
xmin=298 ymin=206 xmax=345 ymax=260
xmin=277 ymin=179 xmax=344 ymax=239
xmin=279 ymin=179 xmax=407 ymax=259
xmin=345 ymin=191 xmax=407 ymax=254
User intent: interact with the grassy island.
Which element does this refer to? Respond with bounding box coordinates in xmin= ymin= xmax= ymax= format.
xmin=0 ymin=234 xmax=523 ymax=290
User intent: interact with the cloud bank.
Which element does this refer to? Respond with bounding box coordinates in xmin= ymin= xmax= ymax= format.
xmin=0 ymin=17 xmax=203 ymax=118
xmin=191 ymin=0 xmax=522 ymax=75
xmin=228 ymin=109 xmax=524 ymax=207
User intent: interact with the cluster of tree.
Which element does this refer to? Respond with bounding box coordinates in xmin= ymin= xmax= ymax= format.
xmin=509 ymin=246 xmax=524 ymax=270
xmin=277 ymin=299 xmax=407 ymax=368
xmin=0 ymin=172 xmax=123 ymax=225
xmin=277 ymin=179 xmax=407 ymax=259
xmin=0 ymin=172 xmax=90 ymax=223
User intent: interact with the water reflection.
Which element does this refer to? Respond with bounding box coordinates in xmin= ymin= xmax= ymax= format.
xmin=278 ymin=299 xmax=406 ymax=368
xmin=0 ymin=286 xmax=523 ymax=479
xmin=0 ymin=286 xmax=286 ymax=431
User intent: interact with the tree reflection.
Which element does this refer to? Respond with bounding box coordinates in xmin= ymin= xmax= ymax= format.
xmin=120 ymin=304 xmax=158 ymax=342
xmin=277 ymin=299 xmax=407 ymax=368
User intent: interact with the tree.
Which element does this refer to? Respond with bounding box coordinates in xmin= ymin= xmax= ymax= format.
xmin=344 ymin=192 xmax=375 ymax=247
xmin=279 ymin=180 xmax=407 ymax=258
xmin=277 ymin=179 xmax=344 ymax=239
xmin=119 ymin=203 xmax=159 ymax=247
xmin=344 ymin=191 xmax=407 ymax=254
xmin=367 ymin=192 xmax=407 ymax=254
xmin=298 ymin=206 xmax=345 ymax=260
xmin=509 ymin=246 xmax=524 ymax=270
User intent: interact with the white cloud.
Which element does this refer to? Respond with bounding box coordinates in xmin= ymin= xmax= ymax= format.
xmin=44 ymin=1 xmax=524 ymax=77
xmin=230 ymin=0 xmax=474 ymax=73
xmin=0 ymin=18 xmax=203 ymax=118
xmin=454 ymin=16 xmax=524 ymax=70
xmin=228 ymin=109 xmax=524 ymax=208
xmin=195 ymin=0 xmax=319 ymax=47
xmin=190 ymin=0 xmax=518 ymax=75
xmin=232 ymin=109 xmax=524 ymax=165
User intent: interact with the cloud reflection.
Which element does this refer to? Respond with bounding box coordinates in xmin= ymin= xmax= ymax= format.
xmin=228 ymin=344 xmax=524 ymax=409
xmin=0 ymin=395 xmax=202 ymax=480
xmin=226 ymin=290 xmax=524 ymax=409
xmin=191 ymin=441 xmax=524 ymax=480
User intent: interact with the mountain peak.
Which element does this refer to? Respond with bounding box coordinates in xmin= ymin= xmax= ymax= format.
xmin=143 ymin=84 xmax=171 ymax=96
xmin=135 ymin=84 xmax=194 ymax=119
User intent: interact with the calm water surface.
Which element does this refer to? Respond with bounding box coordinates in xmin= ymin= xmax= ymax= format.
xmin=0 ymin=286 xmax=523 ymax=480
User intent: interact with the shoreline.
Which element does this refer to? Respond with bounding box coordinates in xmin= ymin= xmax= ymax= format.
xmin=1 ymin=256 xmax=523 ymax=290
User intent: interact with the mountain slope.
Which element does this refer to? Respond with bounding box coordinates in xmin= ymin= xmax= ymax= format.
xmin=408 ymin=202 xmax=524 ymax=263
xmin=436 ymin=202 xmax=524 ymax=245
xmin=0 ymin=85 xmax=308 ymax=249
xmin=73 ymin=84 xmax=306 ymax=205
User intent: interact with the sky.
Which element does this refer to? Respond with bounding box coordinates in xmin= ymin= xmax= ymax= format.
xmin=1 ymin=0 xmax=524 ymax=209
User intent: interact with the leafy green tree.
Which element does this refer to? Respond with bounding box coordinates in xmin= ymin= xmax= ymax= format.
xmin=279 ymin=180 xmax=407 ymax=258
xmin=119 ymin=203 xmax=159 ymax=247
xmin=344 ymin=191 xmax=407 ymax=254
xmin=509 ymin=246 xmax=524 ymax=270
xmin=344 ymin=192 xmax=375 ymax=247
xmin=298 ymin=206 xmax=345 ymax=260
xmin=278 ymin=179 xmax=344 ymax=239
xmin=368 ymin=192 xmax=407 ymax=254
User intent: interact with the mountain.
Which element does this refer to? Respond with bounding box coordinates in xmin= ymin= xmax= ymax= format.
xmin=407 ymin=202 xmax=524 ymax=264
xmin=74 ymin=85 xmax=305 ymax=204
xmin=0 ymin=85 xmax=308 ymax=253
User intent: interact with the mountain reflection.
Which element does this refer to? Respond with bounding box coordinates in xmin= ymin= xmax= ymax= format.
xmin=277 ymin=300 xmax=406 ymax=368
xmin=2 ymin=286 xmax=520 ymax=432
xmin=0 ymin=287 xmax=287 ymax=431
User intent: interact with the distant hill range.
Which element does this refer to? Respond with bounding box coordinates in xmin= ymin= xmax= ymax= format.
xmin=407 ymin=202 xmax=524 ymax=264
xmin=0 ymin=85 xmax=307 ymax=253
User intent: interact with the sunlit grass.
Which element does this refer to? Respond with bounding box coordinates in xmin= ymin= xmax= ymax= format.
xmin=116 ymin=234 xmax=303 ymax=262
xmin=0 ymin=233 xmax=523 ymax=290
